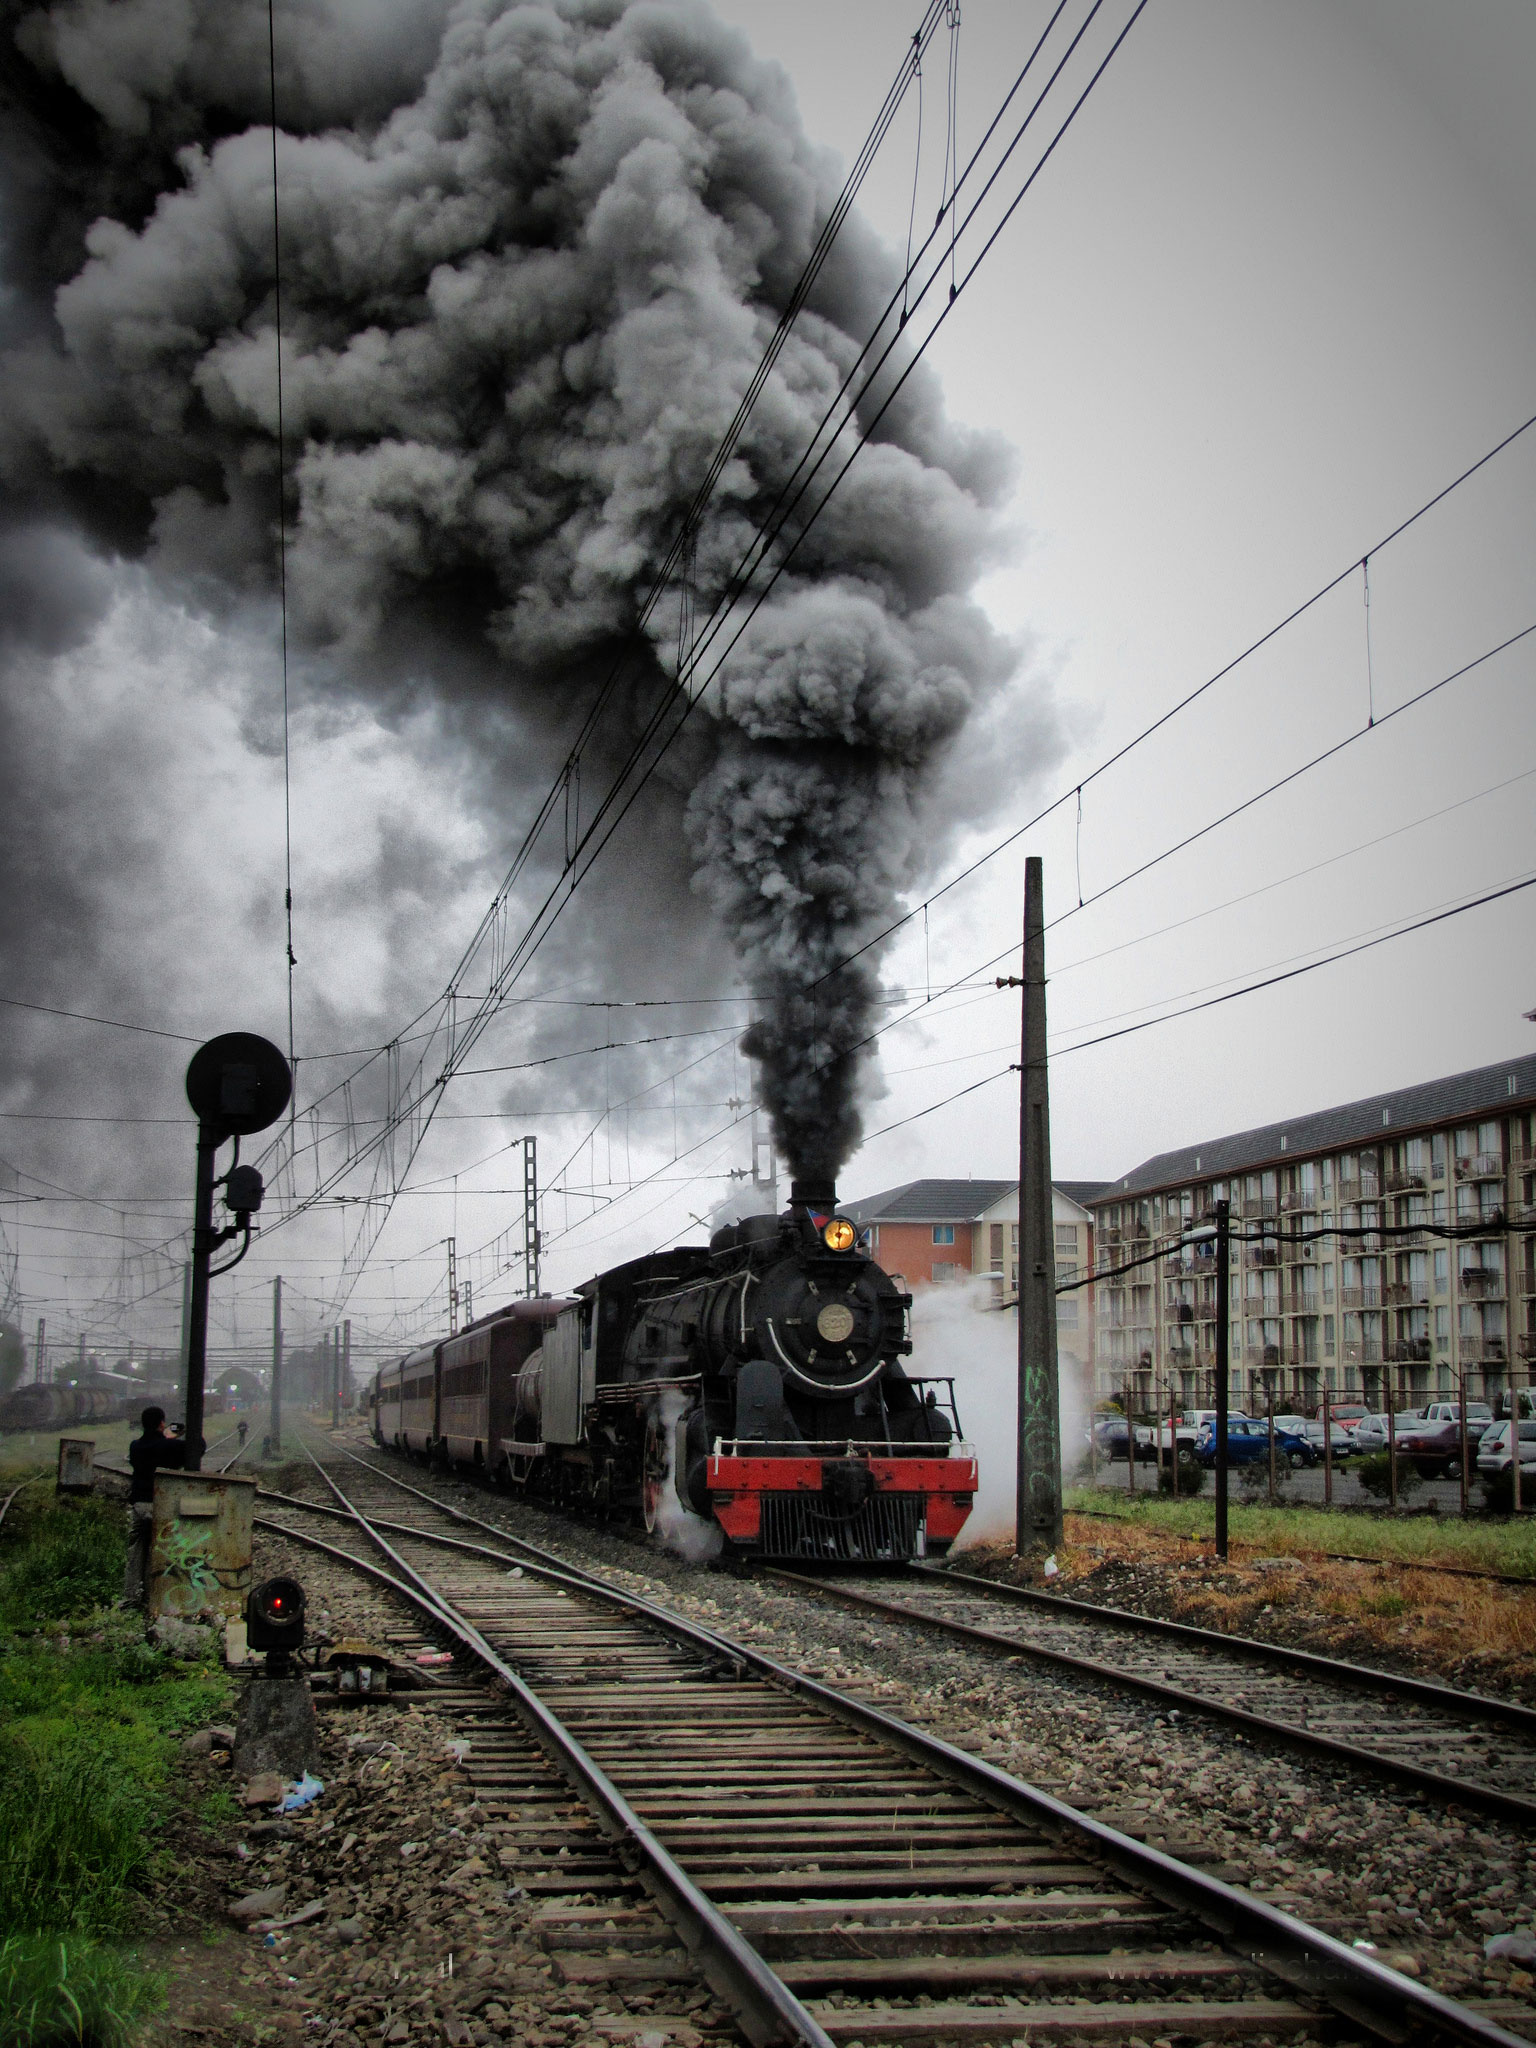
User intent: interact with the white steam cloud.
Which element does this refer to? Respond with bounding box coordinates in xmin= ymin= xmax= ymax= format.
xmin=908 ymin=1277 xmax=1088 ymax=1551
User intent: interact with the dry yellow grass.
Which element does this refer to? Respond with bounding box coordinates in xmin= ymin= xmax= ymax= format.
xmin=962 ymin=1515 xmax=1536 ymax=1699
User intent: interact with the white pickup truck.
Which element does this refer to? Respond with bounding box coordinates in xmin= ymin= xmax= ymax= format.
xmin=1138 ymin=1411 xmax=1220 ymax=1462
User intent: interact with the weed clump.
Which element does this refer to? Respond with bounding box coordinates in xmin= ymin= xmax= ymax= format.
xmin=0 ymin=1933 xmax=163 ymax=2048
xmin=1354 ymin=1452 xmax=1423 ymax=1502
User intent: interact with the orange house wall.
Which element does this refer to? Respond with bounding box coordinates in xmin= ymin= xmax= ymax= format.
xmin=869 ymin=1220 xmax=976 ymax=1288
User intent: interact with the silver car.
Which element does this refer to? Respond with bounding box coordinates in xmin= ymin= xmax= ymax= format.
xmin=1475 ymin=1419 xmax=1536 ymax=1478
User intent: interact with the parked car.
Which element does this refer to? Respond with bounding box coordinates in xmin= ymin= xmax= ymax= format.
xmin=1394 ymin=1405 xmax=1497 ymax=1478
xmin=1327 ymin=1401 xmax=1374 ymax=1433
xmin=1350 ymin=1411 xmax=1425 ymax=1453
xmin=1475 ymin=1420 xmax=1536 ymax=1481
xmin=1301 ymin=1417 xmax=1359 ymax=1458
xmin=1195 ymin=1417 xmax=1317 ymax=1469
xmin=1143 ymin=1415 xmax=1213 ymax=1464
xmin=1089 ymin=1415 xmax=1157 ymax=1463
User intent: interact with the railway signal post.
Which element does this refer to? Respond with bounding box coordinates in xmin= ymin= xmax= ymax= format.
xmin=182 ymin=1033 xmax=291 ymax=1469
xmin=1016 ymin=856 xmax=1063 ymax=1557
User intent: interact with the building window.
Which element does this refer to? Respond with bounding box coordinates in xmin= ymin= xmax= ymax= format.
xmin=1434 ymin=1248 xmax=1448 ymax=1293
xmin=932 ymin=1224 xmax=955 ymax=1245
xmin=931 ymin=1260 xmax=963 ymax=1282
xmin=989 ymin=1223 xmax=1004 ymax=1268
xmin=867 ymin=1224 xmax=879 ymax=1250
xmin=1055 ymin=1224 xmax=1078 ymax=1253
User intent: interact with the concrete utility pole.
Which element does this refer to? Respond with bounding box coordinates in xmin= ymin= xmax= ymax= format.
xmin=33 ymin=1317 xmax=44 ymax=1386
xmin=271 ymin=1276 xmax=283 ymax=1455
xmin=1016 ymin=856 xmax=1062 ymax=1557
xmin=447 ymin=1239 xmax=459 ymax=1334
xmin=1214 ymin=1199 xmax=1231 ymax=1560
xmin=341 ymin=1319 xmax=351 ymax=1424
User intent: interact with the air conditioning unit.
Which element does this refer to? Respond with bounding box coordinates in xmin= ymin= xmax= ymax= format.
xmin=1302 ymin=1243 xmax=1317 ymax=1261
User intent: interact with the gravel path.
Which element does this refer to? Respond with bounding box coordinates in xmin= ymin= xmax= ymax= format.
xmin=297 ymin=1444 xmax=1536 ymax=2029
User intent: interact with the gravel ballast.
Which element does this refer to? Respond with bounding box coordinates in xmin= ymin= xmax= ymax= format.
xmin=296 ymin=1445 xmax=1536 ymax=2028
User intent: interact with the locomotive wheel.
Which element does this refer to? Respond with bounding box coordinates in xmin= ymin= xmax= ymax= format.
xmin=641 ymin=1415 xmax=669 ymax=1534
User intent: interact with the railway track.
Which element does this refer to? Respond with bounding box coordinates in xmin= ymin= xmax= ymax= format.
xmin=764 ymin=1565 xmax=1536 ymax=1832
xmin=249 ymin=1437 xmax=1533 ymax=2048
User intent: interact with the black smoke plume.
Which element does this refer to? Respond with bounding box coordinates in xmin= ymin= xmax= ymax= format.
xmin=1 ymin=0 xmax=1048 ymax=1187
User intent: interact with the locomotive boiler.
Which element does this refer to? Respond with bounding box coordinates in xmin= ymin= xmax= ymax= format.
xmin=371 ymin=1181 xmax=976 ymax=1563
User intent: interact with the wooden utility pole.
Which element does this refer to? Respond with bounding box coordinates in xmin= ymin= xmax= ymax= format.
xmin=270 ymin=1275 xmax=283 ymax=1455
xmin=1016 ymin=856 xmax=1062 ymax=1556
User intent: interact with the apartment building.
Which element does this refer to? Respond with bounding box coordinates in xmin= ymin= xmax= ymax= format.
xmin=1087 ymin=1053 xmax=1536 ymax=1410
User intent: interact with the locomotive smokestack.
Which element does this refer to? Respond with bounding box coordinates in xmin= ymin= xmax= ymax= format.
xmin=789 ymin=1178 xmax=837 ymax=1215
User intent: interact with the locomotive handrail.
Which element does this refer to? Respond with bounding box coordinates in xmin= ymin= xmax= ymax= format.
xmin=713 ymin=1437 xmax=977 ymax=1456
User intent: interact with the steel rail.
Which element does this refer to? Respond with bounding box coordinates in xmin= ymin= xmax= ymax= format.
xmin=923 ymin=1565 xmax=1536 ymax=1733
xmin=264 ymin=1439 xmax=1533 ymax=2048
xmin=280 ymin=1438 xmax=833 ymax=2048
xmin=765 ymin=1568 xmax=1536 ymax=1830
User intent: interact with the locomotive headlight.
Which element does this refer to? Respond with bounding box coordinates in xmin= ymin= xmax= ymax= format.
xmin=822 ymin=1217 xmax=857 ymax=1252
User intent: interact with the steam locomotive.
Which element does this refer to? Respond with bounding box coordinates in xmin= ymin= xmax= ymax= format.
xmin=369 ymin=1182 xmax=976 ymax=1562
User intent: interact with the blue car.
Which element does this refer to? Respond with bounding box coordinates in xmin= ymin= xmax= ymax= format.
xmin=1195 ymin=1416 xmax=1317 ymax=1469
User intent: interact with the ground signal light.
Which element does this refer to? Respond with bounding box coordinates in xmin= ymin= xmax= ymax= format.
xmin=247 ymin=1576 xmax=306 ymax=1656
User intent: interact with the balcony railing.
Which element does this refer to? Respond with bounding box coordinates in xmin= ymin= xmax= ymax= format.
xmin=1458 ymin=1267 xmax=1506 ymax=1297
xmin=1239 ymin=1197 xmax=1278 ymax=1219
xmin=1388 ymin=1338 xmax=1433 ymax=1365
xmin=1455 ymin=1153 xmax=1506 ymax=1182
xmin=1511 ymin=1144 xmax=1536 ymax=1171
xmin=1340 ymin=1285 xmax=1383 ymax=1309
xmin=1280 ymin=1188 xmax=1317 ymax=1213
xmin=1518 ymin=1333 xmax=1536 ymax=1360
xmin=1458 ymin=1336 xmax=1509 ymax=1363
xmin=1383 ymin=1168 xmax=1427 ymax=1194
xmin=1337 ymin=1175 xmax=1381 ymax=1202
xmin=1384 ymin=1281 xmax=1429 ymax=1306
xmin=1245 ymin=1246 xmax=1282 ymax=1268
xmin=1282 ymin=1291 xmax=1321 ymax=1315
xmin=1343 ymin=1339 xmax=1384 ymax=1364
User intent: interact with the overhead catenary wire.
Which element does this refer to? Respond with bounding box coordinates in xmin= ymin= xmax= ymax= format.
xmin=850 ymin=870 xmax=1536 ymax=1148
xmin=231 ymin=4 xmax=1148 ymax=1326
xmin=810 ymin=406 xmax=1536 ymax=997
xmin=807 ymin=616 xmax=1536 ymax=1080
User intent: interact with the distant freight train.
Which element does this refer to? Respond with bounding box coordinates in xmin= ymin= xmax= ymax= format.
xmin=0 ymin=1372 xmax=188 ymax=1433
xmin=369 ymin=1182 xmax=976 ymax=1562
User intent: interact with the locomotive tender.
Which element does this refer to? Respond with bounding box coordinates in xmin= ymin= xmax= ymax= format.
xmin=370 ymin=1181 xmax=976 ymax=1562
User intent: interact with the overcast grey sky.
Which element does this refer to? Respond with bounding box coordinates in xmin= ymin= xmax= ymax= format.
xmin=4 ymin=0 xmax=1532 ymax=1365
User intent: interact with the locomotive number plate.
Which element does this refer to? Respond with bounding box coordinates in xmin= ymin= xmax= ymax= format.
xmin=815 ymin=1302 xmax=856 ymax=1344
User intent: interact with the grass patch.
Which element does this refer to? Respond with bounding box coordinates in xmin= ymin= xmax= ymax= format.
xmin=0 ymin=1494 xmax=127 ymax=1633
xmin=0 ymin=1933 xmax=164 ymax=2048
xmin=1062 ymin=1484 xmax=1536 ymax=1577
xmin=0 ymin=1493 xmax=233 ymax=2045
